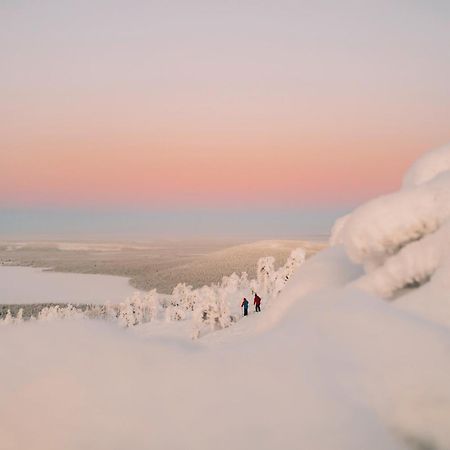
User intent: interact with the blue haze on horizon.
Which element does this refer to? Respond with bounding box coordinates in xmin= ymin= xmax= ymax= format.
xmin=0 ymin=207 xmax=351 ymax=240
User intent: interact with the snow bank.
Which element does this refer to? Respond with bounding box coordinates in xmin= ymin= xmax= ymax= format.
xmin=258 ymin=246 xmax=362 ymax=330
xmin=403 ymin=143 xmax=450 ymax=189
xmin=331 ymin=144 xmax=450 ymax=310
xmin=2 ymin=286 xmax=450 ymax=449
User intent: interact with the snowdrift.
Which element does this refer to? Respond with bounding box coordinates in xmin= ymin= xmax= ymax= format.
xmin=331 ymin=143 xmax=450 ymax=320
xmin=2 ymin=144 xmax=450 ymax=450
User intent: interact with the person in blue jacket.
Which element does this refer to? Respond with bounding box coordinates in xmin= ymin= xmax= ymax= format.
xmin=241 ymin=297 xmax=249 ymax=316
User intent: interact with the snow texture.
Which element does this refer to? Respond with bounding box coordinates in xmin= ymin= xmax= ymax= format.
xmin=403 ymin=143 xmax=450 ymax=189
xmin=334 ymin=144 xmax=450 ymax=306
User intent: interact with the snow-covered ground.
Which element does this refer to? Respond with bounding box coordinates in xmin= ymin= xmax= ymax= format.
xmin=0 ymin=266 xmax=139 ymax=304
xmin=1 ymin=144 xmax=450 ymax=450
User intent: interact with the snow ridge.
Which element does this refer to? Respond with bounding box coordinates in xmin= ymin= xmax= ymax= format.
xmin=332 ymin=144 xmax=450 ymax=301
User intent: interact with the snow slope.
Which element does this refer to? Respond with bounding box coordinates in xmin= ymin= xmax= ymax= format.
xmin=1 ymin=144 xmax=450 ymax=450
xmin=2 ymin=284 xmax=450 ymax=450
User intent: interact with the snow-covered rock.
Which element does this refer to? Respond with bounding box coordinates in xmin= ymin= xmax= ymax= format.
xmin=331 ymin=144 xmax=450 ymax=308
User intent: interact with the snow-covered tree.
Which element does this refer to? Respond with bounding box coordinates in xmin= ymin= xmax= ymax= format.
xmin=117 ymin=292 xmax=143 ymax=327
xmin=191 ymin=286 xmax=233 ymax=339
xmin=165 ymin=304 xmax=186 ymax=322
xmin=252 ymin=256 xmax=276 ymax=300
xmin=273 ymin=248 xmax=306 ymax=296
xmin=171 ymin=283 xmax=198 ymax=311
xmin=38 ymin=306 xmax=61 ymax=321
xmin=220 ymin=272 xmax=240 ymax=293
xmin=117 ymin=291 xmax=161 ymax=327
xmin=143 ymin=290 xmax=160 ymax=321
xmin=37 ymin=304 xmax=85 ymax=321
xmin=104 ymin=301 xmax=118 ymax=320
xmin=15 ymin=308 xmax=24 ymax=324
xmin=61 ymin=304 xmax=85 ymax=319
xmin=1 ymin=309 xmax=13 ymax=325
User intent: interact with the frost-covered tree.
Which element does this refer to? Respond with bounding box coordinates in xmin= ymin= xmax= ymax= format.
xmin=253 ymin=256 xmax=276 ymax=299
xmin=220 ymin=272 xmax=240 ymax=293
xmin=37 ymin=304 xmax=85 ymax=321
xmin=273 ymin=248 xmax=306 ymax=296
xmin=117 ymin=293 xmax=142 ymax=327
xmin=143 ymin=290 xmax=160 ymax=321
xmin=1 ymin=308 xmax=24 ymax=325
xmin=216 ymin=291 xmax=233 ymax=329
xmin=59 ymin=304 xmax=82 ymax=319
xmin=238 ymin=272 xmax=250 ymax=290
xmin=165 ymin=304 xmax=186 ymax=322
xmin=171 ymin=283 xmax=198 ymax=311
xmin=104 ymin=301 xmax=118 ymax=320
xmin=15 ymin=308 xmax=24 ymax=324
xmin=117 ymin=291 xmax=161 ymax=327
xmin=38 ymin=306 xmax=61 ymax=321
xmin=191 ymin=286 xmax=233 ymax=339
xmin=1 ymin=309 xmax=13 ymax=325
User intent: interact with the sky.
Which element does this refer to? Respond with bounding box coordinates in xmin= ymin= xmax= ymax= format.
xmin=1 ymin=1 xmax=449 ymax=237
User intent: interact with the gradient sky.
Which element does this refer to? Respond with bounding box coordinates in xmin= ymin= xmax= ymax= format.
xmin=1 ymin=1 xmax=449 ymax=236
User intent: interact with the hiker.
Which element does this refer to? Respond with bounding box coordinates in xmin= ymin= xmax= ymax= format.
xmin=241 ymin=298 xmax=249 ymax=316
xmin=254 ymin=293 xmax=261 ymax=312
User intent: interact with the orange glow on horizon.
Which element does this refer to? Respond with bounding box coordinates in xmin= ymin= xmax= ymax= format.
xmin=1 ymin=129 xmax=441 ymax=209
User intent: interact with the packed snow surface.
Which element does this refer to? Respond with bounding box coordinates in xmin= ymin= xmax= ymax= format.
xmin=2 ymin=144 xmax=450 ymax=450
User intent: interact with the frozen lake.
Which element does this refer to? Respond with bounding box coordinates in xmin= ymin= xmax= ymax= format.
xmin=0 ymin=266 xmax=139 ymax=304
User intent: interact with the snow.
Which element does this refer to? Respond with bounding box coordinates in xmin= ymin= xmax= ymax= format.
xmin=341 ymin=178 xmax=450 ymax=269
xmin=402 ymin=143 xmax=450 ymax=189
xmin=2 ymin=285 xmax=450 ymax=450
xmin=0 ymin=266 xmax=140 ymax=304
xmin=334 ymin=144 xmax=450 ymax=307
xmin=1 ymin=144 xmax=450 ymax=449
xmin=329 ymin=213 xmax=350 ymax=246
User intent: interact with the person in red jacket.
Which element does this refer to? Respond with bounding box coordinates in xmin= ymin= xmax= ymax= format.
xmin=254 ymin=293 xmax=261 ymax=312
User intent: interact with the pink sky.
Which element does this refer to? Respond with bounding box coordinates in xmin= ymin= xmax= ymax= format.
xmin=1 ymin=135 xmax=439 ymax=208
xmin=1 ymin=1 xmax=449 ymax=210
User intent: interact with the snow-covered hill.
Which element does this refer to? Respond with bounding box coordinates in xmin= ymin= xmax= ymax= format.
xmin=1 ymin=145 xmax=450 ymax=450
